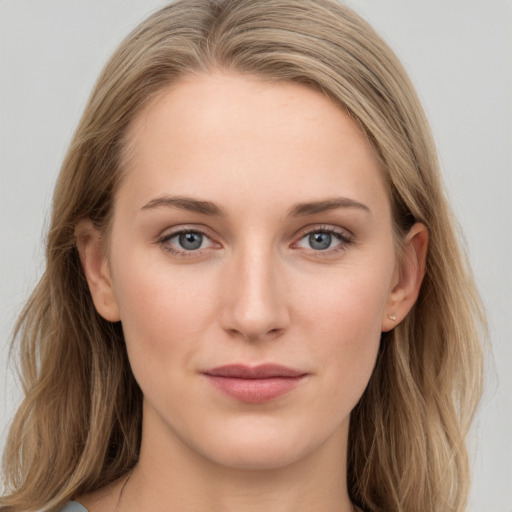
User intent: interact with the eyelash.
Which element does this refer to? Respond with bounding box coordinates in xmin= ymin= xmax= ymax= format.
xmin=156 ymin=225 xmax=354 ymax=257
xmin=157 ymin=228 xmax=218 ymax=257
xmin=294 ymin=225 xmax=354 ymax=256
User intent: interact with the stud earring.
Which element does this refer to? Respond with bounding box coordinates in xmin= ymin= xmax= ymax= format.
xmin=387 ymin=314 xmax=397 ymax=321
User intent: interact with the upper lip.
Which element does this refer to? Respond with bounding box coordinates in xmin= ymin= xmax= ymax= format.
xmin=203 ymin=364 xmax=306 ymax=379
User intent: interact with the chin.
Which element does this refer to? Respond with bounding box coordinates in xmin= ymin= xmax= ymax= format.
xmin=203 ymin=442 xmax=311 ymax=472
xmin=187 ymin=415 xmax=346 ymax=472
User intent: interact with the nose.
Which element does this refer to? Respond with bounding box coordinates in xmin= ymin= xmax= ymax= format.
xmin=220 ymin=245 xmax=290 ymax=342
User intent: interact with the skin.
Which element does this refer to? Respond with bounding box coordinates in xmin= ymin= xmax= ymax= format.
xmin=77 ymin=72 xmax=427 ymax=512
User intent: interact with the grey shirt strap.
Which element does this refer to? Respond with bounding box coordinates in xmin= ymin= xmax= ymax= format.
xmin=60 ymin=501 xmax=89 ymax=512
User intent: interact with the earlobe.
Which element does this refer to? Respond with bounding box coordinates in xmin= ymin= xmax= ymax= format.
xmin=382 ymin=223 xmax=428 ymax=332
xmin=75 ymin=220 xmax=121 ymax=322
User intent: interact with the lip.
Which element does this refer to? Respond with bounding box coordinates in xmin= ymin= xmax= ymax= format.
xmin=202 ymin=364 xmax=308 ymax=404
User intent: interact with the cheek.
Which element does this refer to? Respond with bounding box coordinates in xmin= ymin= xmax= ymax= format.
xmin=296 ymin=263 xmax=392 ymax=400
xmin=110 ymin=251 xmax=217 ymax=375
xmin=301 ymin=262 xmax=390 ymax=338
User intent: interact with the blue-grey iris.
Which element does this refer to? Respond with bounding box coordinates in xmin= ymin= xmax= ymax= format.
xmin=179 ymin=232 xmax=203 ymax=250
xmin=309 ymin=232 xmax=331 ymax=250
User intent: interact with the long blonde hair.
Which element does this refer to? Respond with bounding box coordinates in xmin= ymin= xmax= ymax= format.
xmin=1 ymin=1 xmax=485 ymax=511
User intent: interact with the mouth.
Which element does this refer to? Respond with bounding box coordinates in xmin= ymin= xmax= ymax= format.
xmin=202 ymin=364 xmax=308 ymax=404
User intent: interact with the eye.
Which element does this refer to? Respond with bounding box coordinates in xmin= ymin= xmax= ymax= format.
xmin=159 ymin=228 xmax=217 ymax=255
xmin=295 ymin=227 xmax=352 ymax=253
xmin=173 ymin=232 xmax=205 ymax=251
xmin=305 ymin=232 xmax=336 ymax=251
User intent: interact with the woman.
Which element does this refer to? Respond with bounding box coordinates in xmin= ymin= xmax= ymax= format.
xmin=0 ymin=1 xmax=485 ymax=511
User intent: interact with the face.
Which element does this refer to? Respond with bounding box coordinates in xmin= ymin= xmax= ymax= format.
xmin=82 ymin=73 xmax=417 ymax=472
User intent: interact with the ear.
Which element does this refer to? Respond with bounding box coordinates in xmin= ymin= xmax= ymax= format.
xmin=75 ymin=219 xmax=121 ymax=322
xmin=382 ymin=223 xmax=428 ymax=332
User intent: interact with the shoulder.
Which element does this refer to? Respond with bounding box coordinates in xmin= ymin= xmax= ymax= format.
xmin=71 ymin=474 xmax=128 ymax=512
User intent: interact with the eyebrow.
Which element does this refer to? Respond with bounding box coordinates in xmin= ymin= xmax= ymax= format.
xmin=287 ymin=197 xmax=371 ymax=216
xmin=140 ymin=196 xmax=226 ymax=216
xmin=140 ymin=195 xmax=370 ymax=217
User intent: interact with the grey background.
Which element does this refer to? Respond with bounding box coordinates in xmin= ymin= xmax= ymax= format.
xmin=1 ymin=1 xmax=510 ymax=509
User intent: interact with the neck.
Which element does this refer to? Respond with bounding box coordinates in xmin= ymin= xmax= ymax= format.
xmin=119 ymin=405 xmax=354 ymax=512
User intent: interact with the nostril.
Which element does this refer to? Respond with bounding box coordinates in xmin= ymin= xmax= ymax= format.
xmin=266 ymin=327 xmax=285 ymax=339
xmin=225 ymin=325 xmax=284 ymax=342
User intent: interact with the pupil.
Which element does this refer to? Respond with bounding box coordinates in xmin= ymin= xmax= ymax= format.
xmin=309 ymin=232 xmax=331 ymax=250
xmin=179 ymin=232 xmax=202 ymax=250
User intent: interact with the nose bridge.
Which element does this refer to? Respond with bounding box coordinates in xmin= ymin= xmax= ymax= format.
xmin=222 ymin=240 xmax=289 ymax=340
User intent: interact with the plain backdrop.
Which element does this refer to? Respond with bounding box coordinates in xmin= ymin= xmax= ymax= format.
xmin=1 ymin=1 xmax=510 ymax=510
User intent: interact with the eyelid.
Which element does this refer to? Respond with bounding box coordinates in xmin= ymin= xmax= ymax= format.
xmin=294 ymin=224 xmax=354 ymax=240
xmin=292 ymin=224 xmax=354 ymax=253
xmin=156 ymin=225 xmax=221 ymax=256
xmin=155 ymin=223 xmax=354 ymax=257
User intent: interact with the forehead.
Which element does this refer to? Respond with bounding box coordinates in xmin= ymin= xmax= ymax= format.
xmin=119 ymin=72 xmax=389 ymax=217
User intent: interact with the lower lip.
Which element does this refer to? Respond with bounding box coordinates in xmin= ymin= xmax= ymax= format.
xmin=205 ymin=375 xmax=305 ymax=403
